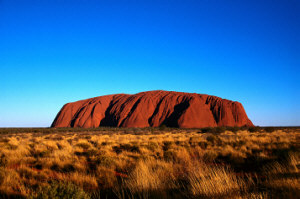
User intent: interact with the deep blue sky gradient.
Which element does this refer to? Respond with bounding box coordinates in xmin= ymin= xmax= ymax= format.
xmin=1 ymin=0 xmax=299 ymax=127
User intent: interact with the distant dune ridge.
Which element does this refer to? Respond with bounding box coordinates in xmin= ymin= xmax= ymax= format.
xmin=51 ymin=90 xmax=253 ymax=128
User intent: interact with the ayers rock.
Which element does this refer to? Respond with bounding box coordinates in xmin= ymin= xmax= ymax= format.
xmin=51 ymin=90 xmax=253 ymax=128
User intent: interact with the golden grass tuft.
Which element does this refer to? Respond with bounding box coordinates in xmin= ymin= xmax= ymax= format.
xmin=188 ymin=164 xmax=245 ymax=197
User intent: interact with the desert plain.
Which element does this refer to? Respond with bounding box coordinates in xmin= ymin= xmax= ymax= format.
xmin=0 ymin=127 xmax=298 ymax=199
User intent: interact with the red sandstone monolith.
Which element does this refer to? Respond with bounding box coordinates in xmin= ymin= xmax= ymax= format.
xmin=51 ymin=90 xmax=253 ymax=128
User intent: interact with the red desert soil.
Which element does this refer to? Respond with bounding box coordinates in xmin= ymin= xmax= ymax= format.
xmin=51 ymin=90 xmax=253 ymax=128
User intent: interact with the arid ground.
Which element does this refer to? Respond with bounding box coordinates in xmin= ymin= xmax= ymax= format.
xmin=0 ymin=127 xmax=299 ymax=198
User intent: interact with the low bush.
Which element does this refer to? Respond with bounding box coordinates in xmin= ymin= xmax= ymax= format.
xmin=248 ymin=126 xmax=260 ymax=132
xmin=201 ymin=127 xmax=226 ymax=134
xmin=113 ymin=143 xmax=140 ymax=154
xmin=32 ymin=181 xmax=89 ymax=199
xmin=264 ymin=127 xmax=276 ymax=133
xmin=0 ymin=154 xmax=7 ymax=167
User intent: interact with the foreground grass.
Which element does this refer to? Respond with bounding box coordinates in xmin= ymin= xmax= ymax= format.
xmin=0 ymin=127 xmax=299 ymax=198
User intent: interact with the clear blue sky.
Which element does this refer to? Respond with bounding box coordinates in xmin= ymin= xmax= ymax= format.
xmin=1 ymin=0 xmax=299 ymax=127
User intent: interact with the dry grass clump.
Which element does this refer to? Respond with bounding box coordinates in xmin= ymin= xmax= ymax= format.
xmin=114 ymin=159 xmax=176 ymax=199
xmin=0 ymin=127 xmax=298 ymax=198
xmin=261 ymin=152 xmax=300 ymax=198
xmin=188 ymin=164 xmax=245 ymax=198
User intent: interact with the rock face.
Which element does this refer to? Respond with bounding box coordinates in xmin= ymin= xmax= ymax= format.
xmin=51 ymin=90 xmax=254 ymax=128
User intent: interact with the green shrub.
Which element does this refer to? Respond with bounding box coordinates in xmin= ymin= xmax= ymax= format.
xmin=206 ymin=135 xmax=222 ymax=145
xmin=95 ymin=155 xmax=116 ymax=168
xmin=226 ymin=126 xmax=239 ymax=133
xmin=113 ymin=143 xmax=140 ymax=154
xmin=32 ymin=181 xmax=89 ymax=199
xmin=201 ymin=127 xmax=213 ymax=133
xmin=7 ymin=143 xmax=18 ymax=150
xmin=159 ymin=124 xmax=167 ymax=131
xmin=0 ymin=167 xmax=5 ymax=184
xmin=50 ymin=163 xmax=75 ymax=173
xmin=62 ymin=164 xmax=76 ymax=173
xmin=215 ymin=127 xmax=226 ymax=134
xmin=198 ymin=141 xmax=208 ymax=149
xmin=201 ymin=127 xmax=226 ymax=134
xmin=189 ymin=137 xmax=202 ymax=146
xmin=248 ymin=127 xmax=260 ymax=133
xmin=0 ymin=154 xmax=7 ymax=167
xmin=146 ymin=141 xmax=159 ymax=151
xmin=163 ymin=141 xmax=173 ymax=151
xmin=203 ymin=151 xmax=218 ymax=162
xmin=50 ymin=163 xmax=61 ymax=172
xmin=76 ymin=143 xmax=91 ymax=150
xmin=32 ymin=150 xmax=51 ymax=158
xmin=163 ymin=150 xmax=177 ymax=161
xmin=264 ymin=127 xmax=276 ymax=133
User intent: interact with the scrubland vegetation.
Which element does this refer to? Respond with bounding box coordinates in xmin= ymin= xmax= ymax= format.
xmin=0 ymin=127 xmax=299 ymax=198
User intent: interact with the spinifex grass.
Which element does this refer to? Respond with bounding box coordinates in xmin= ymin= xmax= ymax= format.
xmin=0 ymin=127 xmax=298 ymax=198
